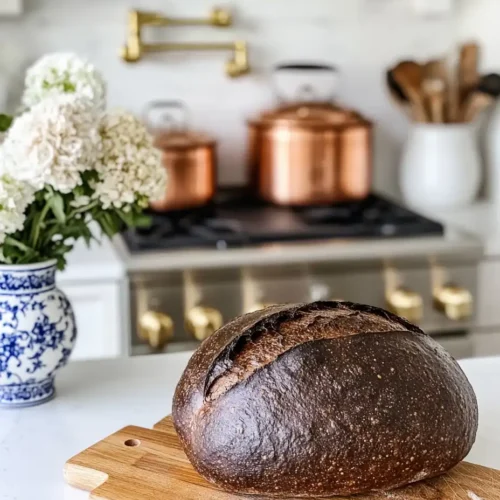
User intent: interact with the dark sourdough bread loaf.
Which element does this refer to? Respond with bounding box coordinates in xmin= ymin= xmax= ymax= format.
xmin=172 ymin=301 xmax=478 ymax=498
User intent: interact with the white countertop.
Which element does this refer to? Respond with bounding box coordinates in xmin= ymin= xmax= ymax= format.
xmin=0 ymin=353 xmax=499 ymax=500
xmin=426 ymin=201 xmax=500 ymax=258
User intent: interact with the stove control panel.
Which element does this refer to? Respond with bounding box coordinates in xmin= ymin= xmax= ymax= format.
xmin=129 ymin=254 xmax=479 ymax=358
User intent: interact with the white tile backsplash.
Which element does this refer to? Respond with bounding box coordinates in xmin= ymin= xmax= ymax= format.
xmin=0 ymin=0 xmax=497 ymax=195
xmin=0 ymin=0 xmax=23 ymax=16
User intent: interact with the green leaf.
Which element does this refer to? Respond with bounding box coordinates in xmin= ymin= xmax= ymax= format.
xmin=49 ymin=194 xmax=66 ymax=224
xmin=4 ymin=236 xmax=31 ymax=252
xmin=96 ymin=213 xmax=118 ymax=239
xmin=55 ymin=255 xmax=67 ymax=271
xmin=132 ymin=213 xmax=152 ymax=228
xmin=0 ymin=114 xmax=13 ymax=132
xmin=53 ymin=243 xmax=74 ymax=256
xmin=116 ymin=209 xmax=135 ymax=227
xmin=115 ymin=208 xmax=151 ymax=230
xmin=82 ymin=226 xmax=94 ymax=247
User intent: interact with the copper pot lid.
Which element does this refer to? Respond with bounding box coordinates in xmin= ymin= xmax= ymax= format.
xmin=154 ymin=130 xmax=215 ymax=151
xmin=249 ymin=102 xmax=359 ymax=129
xmin=144 ymin=100 xmax=216 ymax=150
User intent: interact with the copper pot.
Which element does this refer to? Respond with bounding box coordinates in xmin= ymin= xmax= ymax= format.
xmin=144 ymin=101 xmax=217 ymax=211
xmin=247 ymin=64 xmax=373 ymax=206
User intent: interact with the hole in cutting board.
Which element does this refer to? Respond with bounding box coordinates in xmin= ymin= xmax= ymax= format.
xmin=124 ymin=439 xmax=141 ymax=447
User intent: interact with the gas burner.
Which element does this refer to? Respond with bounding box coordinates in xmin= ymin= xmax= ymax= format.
xmin=122 ymin=190 xmax=444 ymax=253
xmin=298 ymin=202 xmax=366 ymax=224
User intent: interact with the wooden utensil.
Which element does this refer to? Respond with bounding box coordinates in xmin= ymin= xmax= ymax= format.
xmin=65 ymin=415 xmax=500 ymax=500
xmin=461 ymin=74 xmax=500 ymax=122
xmin=423 ymin=59 xmax=448 ymax=122
xmin=386 ymin=69 xmax=411 ymax=115
xmin=462 ymin=93 xmax=494 ymax=122
xmin=423 ymin=79 xmax=445 ymax=123
xmin=423 ymin=59 xmax=448 ymax=84
xmin=390 ymin=61 xmax=428 ymax=122
xmin=459 ymin=42 xmax=480 ymax=106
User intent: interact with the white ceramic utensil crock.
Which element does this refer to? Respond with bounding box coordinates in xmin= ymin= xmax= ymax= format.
xmin=400 ymin=123 xmax=481 ymax=210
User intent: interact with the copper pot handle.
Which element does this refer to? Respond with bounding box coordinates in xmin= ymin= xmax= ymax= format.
xmin=143 ymin=100 xmax=190 ymax=132
xmin=272 ymin=63 xmax=339 ymax=103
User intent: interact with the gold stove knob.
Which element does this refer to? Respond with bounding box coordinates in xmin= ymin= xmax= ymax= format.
xmin=138 ymin=311 xmax=174 ymax=350
xmin=434 ymin=284 xmax=473 ymax=321
xmin=185 ymin=306 xmax=224 ymax=342
xmin=386 ymin=287 xmax=423 ymax=324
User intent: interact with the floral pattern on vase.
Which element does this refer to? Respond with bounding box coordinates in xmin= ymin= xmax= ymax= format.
xmin=0 ymin=261 xmax=76 ymax=407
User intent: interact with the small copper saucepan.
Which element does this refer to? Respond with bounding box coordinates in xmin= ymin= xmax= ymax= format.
xmin=247 ymin=63 xmax=373 ymax=206
xmin=144 ymin=101 xmax=217 ymax=211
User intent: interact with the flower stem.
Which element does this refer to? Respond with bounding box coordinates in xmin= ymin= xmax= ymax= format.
xmin=67 ymin=199 xmax=99 ymax=219
xmin=29 ymin=201 xmax=51 ymax=250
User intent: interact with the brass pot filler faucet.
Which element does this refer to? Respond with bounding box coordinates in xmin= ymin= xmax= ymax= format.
xmin=120 ymin=7 xmax=250 ymax=77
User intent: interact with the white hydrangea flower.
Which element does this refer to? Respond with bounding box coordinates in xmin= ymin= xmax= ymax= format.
xmin=94 ymin=110 xmax=166 ymax=209
xmin=0 ymin=173 xmax=35 ymax=246
xmin=1 ymin=94 xmax=101 ymax=193
xmin=22 ymin=52 xmax=106 ymax=111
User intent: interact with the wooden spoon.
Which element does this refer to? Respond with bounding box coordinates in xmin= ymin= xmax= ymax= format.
xmin=386 ymin=70 xmax=411 ymax=117
xmin=422 ymin=78 xmax=446 ymax=123
xmin=390 ymin=61 xmax=428 ymax=122
xmin=462 ymin=93 xmax=493 ymax=122
xmin=423 ymin=60 xmax=447 ymax=123
xmin=458 ymin=42 xmax=480 ymax=106
xmin=423 ymin=59 xmax=448 ymax=82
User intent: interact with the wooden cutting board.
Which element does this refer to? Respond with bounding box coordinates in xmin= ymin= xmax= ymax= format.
xmin=65 ymin=416 xmax=500 ymax=500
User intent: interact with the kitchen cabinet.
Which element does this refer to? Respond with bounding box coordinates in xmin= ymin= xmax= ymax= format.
xmin=60 ymin=280 xmax=127 ymax=361
xmin=55 ymin=236 xmax=127 ymax=361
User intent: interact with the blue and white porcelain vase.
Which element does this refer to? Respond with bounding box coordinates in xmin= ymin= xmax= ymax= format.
xmin=0 ymin=260 xmax=76 ymax=408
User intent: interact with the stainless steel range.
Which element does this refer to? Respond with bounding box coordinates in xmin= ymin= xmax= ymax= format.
xmin=115 ymin=189 xmax=483 ymax=359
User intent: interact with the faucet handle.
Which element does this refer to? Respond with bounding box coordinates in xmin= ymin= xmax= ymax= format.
xmin=226 ymin=41 xmax=250 ymax=77
xmin=121 ymin=10 xmax=142 ymax=62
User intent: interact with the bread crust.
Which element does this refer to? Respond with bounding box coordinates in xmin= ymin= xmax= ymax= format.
xmin=173 ymin=302 xmax=478 ymax=497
